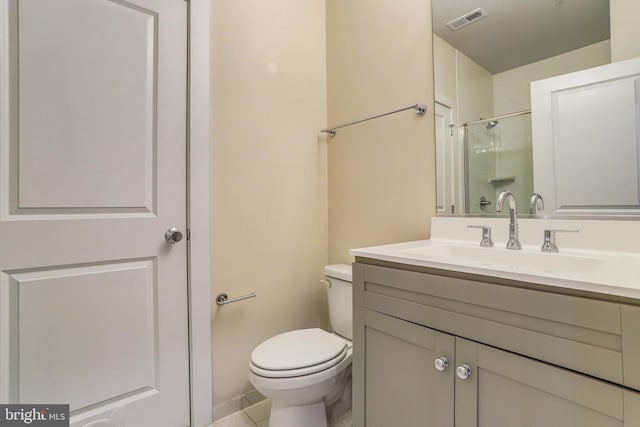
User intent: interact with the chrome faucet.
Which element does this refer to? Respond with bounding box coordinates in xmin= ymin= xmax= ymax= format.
xmin=529 ymin=193 xmax=544 ymax=214
xmin=495 ymin=190 xmax=522 ymax=250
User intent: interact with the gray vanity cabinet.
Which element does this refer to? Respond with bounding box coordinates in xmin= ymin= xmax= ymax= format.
xmin=353 ymin=261 xmax=640 ymax=427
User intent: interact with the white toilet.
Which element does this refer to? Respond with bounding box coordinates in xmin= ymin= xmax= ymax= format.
xmin=248 ymin=264 xmax=353 ymax=427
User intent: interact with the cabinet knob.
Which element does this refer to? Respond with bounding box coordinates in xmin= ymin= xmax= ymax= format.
xmin=456 ymin=364 xmax=472 ymax=380
xmin=434 ymin=357 xmax=449 ymax=372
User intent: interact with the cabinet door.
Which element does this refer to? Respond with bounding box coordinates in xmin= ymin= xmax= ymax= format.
xmin=455 ymin=338 xmax=640 ymax=427
xmin=362 ymin=309 xmax=454 ymax=427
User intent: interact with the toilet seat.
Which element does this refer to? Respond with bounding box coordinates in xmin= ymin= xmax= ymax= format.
xmin=250 ymin=328 xmax=347 ymax=378
xmin=250 ymin=347 xmax=347 ymax=378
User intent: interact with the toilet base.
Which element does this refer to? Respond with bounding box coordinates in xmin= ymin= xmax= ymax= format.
xmin=268 ymin=400 xmax=327 ymax=427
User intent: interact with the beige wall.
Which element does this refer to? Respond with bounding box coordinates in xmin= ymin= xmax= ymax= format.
xmin=456 ymin=51 xmax=493 ymax=125
xmin=610 ymin=0 xmax=640 ymax=62
xmin=433 ymin=35 xmax=496 ymax=123
xmin=210 ymin=0 xmax=328 ymax=405
xmin=433 ymin=34 xmax=457 ymax=105
xmin=326 ymin=0 xmax=435 ymax=263
xmin=493 ymin=40 xmax=611 ymax=115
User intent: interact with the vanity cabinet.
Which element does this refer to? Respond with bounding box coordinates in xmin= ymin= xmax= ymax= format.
xmin=353 ymin=262 xmax=640 ymax=427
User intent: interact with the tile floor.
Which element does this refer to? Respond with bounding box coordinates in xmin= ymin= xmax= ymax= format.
xmin=210 ymin=399 xmax=270 ymax=427
xmin=209 ymin=399 xmax=352 ymax=427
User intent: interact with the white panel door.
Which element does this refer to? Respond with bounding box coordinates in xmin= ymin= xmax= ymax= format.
xmin=531 ymin=56 xmax=640 ymax=215
xmin=0 ymin=0 xmax=190 ymax=426
xmin=435 ymin=102 xmax=456 ymax=214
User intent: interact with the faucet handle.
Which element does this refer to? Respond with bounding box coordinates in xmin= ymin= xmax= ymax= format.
xmin=467 ymin=225 xmax=494 ymax=247
xmin=541 ymin=228 xmax=579 ymax=253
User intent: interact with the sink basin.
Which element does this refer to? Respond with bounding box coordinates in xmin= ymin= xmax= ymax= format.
xmin=399 ymin=244 xmax=603 ymax=276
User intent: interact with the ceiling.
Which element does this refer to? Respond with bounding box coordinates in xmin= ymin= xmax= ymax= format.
xmin=432 ymin=0 xmax=610 ymax=74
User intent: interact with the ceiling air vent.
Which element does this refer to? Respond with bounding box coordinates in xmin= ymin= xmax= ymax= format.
xmin=446 ymin=8 xmax=488 ymax=31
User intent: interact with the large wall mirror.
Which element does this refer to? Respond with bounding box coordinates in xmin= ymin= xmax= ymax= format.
xmin=433 ymin=0 xmax=640 ymax=218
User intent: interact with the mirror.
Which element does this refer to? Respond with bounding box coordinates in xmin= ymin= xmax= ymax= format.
xmin=432 ymin=0 xmax=628 ymax=217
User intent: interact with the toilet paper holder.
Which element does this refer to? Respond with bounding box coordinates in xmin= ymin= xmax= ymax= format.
xmin=216 ymin=292 xmax=257 ymax=306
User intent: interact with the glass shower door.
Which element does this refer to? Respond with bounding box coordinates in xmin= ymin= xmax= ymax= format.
xmin=464 ymin=112 xmax=533 ymax=214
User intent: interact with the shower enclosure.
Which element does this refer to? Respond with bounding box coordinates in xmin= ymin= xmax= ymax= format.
xmin=464 ymin=111 xmax=533 ymax=215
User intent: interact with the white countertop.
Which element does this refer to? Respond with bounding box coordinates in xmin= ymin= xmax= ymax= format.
xmin=350 ymin=217 xmax=640 ymax=301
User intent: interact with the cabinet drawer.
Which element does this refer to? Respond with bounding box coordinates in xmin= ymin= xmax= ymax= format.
xmin=354 ymin=263 xmax=640 ymax=391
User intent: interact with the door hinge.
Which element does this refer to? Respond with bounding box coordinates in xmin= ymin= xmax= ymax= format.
xmin=449 ymin=124 xmax=456 ymax=137
xmin=186 ymin=228 xmax=191 ymax=241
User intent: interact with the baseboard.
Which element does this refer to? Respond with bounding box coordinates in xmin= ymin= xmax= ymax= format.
xmin=212 ymin=389 xmax=266 ymax=422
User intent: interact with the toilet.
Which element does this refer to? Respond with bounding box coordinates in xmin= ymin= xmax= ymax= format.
xmin=248 ymin=264 xmax=353 ymax=427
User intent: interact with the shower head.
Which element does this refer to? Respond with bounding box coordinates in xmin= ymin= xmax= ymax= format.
xmin=486 ymin=120 xmax=499 ymax=130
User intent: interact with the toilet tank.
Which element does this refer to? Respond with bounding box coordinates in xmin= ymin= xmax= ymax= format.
xmin=324 ymin=264 xmax=353 ymax=341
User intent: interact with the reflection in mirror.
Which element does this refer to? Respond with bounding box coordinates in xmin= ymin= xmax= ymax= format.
xmin=531 ymin=57 xmax=640 ymax=215
xmin=464 ymin=112 xmax=532 ymax=215
xmin=432 ymin=0 xmax=612 ymax=216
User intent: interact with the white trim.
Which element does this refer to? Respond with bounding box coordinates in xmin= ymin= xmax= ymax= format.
xmin=434 ymin=92 xmax=463 ymax=215
xmin=434 ymin=91 xmax=455 ymax=112
xmin=0 ymin=0 xmax=10 ymax=220
xmin=0 ymin=0 xmax=11 ymax=402
xmin=0 ymin=274 xmax=9 ymax=402
xmin=187 ymin=1 xmax=213 ymax=426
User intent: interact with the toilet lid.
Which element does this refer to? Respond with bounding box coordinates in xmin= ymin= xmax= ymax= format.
xmin=251 ymin=328 xmax=347 ymax=372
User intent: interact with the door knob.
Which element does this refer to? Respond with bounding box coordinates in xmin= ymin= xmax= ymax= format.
xmin=434 ymin=357 xmax=449 ymax=372
xmin=456 ymin=364 xmax=472 ymax=380
xmin=165 ymin=227 xmax=183 ymax=243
